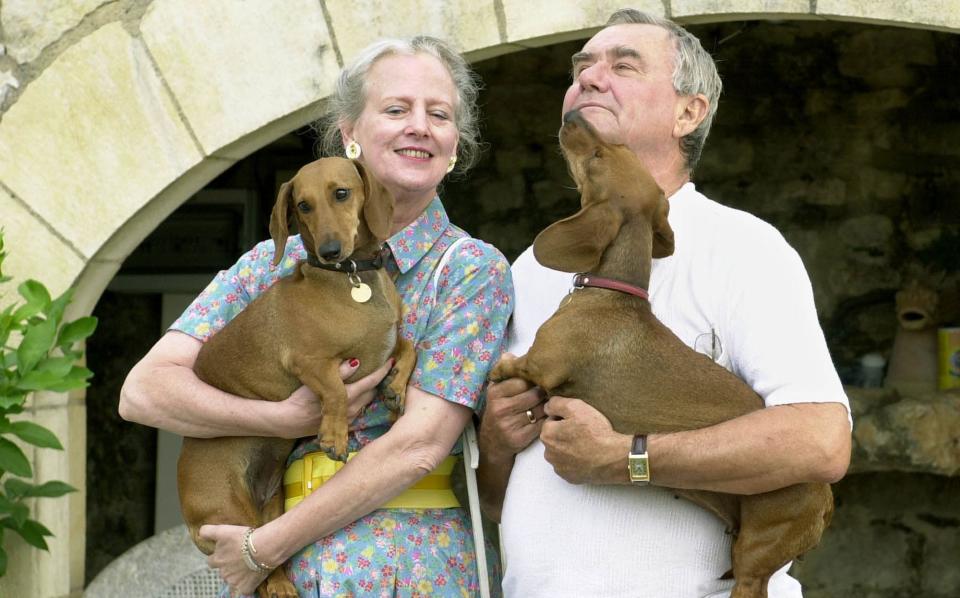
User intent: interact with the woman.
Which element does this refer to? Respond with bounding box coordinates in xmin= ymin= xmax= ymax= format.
xmin=119 ymin=36 xmax=513 ymax=597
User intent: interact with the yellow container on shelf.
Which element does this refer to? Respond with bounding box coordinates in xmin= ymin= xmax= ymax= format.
xmin=938 ymin=327 xmax=960 ymax=390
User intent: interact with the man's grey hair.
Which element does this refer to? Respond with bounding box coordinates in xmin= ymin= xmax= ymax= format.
xmin=606 ymin=9 xmax=723 ymax=171
xmin=315 ymin=35 xmax=482 ymax=176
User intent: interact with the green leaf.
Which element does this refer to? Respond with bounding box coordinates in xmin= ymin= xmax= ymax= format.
xmin=0 ymin=492 xmax=20 ymax=512
xmin=0 ymin=437 xmax=32 ymax=477
xmin=17 ymin=280 xmax=50 ymax=310
xmin=11 ymin=302 xmax=43 ymax=324
xmin=34 ymin=356 xmax=74 ymax=378
xmin=4 ymin=478 xmax=75 ymax=500
xmin=44 ymin=366 xmax=94 ymax=392
xmin=17 ymin=369 xmax=69 ymax=391
xmin=3 ymin=478 xmax=29 ymax=500
xmin=57 ymin=316 xmax=97 ymax=347
xmin=45 ymin=288 xmax=74 ymax=326
xmin=0 ymin=392 xmax=26 ymax=410
xmin=0 ymin=501 xmax=30 ymax=526
xmin=13 ymin=519 xmax=52 ymax=551
xmin=28 ymin=481 xmax=75 ymax=498
xmin=9 ymin=421 xmax=63 ymax=450
xmin=0 ymin=544 xmax=7 ymax=577
xmin=0 ymin=304 xmax=16 ymax=346
xmin=16 ymin=318 xmax=56 ymax=374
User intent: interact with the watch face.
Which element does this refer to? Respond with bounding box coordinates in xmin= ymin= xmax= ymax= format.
xmin=629 ymin=456 xmax=649 ymax=481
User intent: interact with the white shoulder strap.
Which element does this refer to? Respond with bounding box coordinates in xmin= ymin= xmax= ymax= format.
xmin=431 ymin=236 xmax=492 ymax=598
xmin=431 ymin=236 xmax=471 ymax=290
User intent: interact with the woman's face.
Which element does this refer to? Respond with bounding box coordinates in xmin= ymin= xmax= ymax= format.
xmin=343 ymin=53 xmax=460 ymax=208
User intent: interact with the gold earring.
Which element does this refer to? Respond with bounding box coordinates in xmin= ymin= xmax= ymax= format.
xmin=446 ymin=155 xmax=457 ymax=174
xmin=345 ymin=140 xmax=362 ymax=160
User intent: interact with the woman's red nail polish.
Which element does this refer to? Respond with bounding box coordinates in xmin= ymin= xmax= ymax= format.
xmin=349 ymin=358 xmax=360 ymax=368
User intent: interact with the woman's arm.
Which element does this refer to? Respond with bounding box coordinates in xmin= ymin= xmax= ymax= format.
xmin=118 ymin=330 xmax=387 ymax=438
xmin=199 ymin=386 xmax=472 ymax=594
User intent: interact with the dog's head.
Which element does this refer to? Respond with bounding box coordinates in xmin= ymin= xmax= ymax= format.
xmin=533 ymin=110 xmax=674 ymax=273
xmin=269 ymin=158 xmax=393 ymax=266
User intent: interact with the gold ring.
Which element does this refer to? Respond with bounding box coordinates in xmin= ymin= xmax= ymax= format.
xmin=525 ymin=409 xmax=537 ymax=424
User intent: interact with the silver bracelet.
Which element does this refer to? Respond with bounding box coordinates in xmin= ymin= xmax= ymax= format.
xmin=241 ymin=527 xmax=272 ymax=574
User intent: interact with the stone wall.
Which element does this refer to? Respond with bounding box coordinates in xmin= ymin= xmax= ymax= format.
xmin=82 ymin=18 xmax=960 ymax=596
xmin=446 ymin=20 xmax=960 ymax=380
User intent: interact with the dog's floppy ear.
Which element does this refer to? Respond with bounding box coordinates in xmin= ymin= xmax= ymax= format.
xmin=651 ymin=191 xmax=675 ymax=259
xmin=533 ymin=202 xmax=623 ymax=273
xmin=354 ymin=161 xmax=394 ymax=241
xmin=269 ymin=181 xmax=294 ymax=266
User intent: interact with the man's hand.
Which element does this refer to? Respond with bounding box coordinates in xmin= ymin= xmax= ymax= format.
xmin=480 ymin=377 xmax=547 ymax=457
xmin=476 ymin=353 xmax=547 ymax=521
xmin=541 ymin=396 xmax=632 ymax=485
xmin=279 ymin=358 xmax=394 ymax=438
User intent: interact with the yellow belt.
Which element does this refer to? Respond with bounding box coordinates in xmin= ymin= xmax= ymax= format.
xmin=283 ymin=451 xmax=461 ymax=512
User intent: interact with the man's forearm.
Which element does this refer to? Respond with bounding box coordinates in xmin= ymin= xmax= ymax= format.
xmin=476 ymin=451 xmax=514 ymax=523
xmin=647 ymin=402 xmax=851 ymax=494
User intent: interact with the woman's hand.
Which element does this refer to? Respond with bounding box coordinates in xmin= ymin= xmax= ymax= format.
xmin=280 ymin=358 xmax=395 ymax=438
xmin=198 ymin=524 xmax=270 ymax=596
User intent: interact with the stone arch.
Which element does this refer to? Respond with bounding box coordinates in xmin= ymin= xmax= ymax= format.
xmin=0 ymin=0 xmax=957 ymax=594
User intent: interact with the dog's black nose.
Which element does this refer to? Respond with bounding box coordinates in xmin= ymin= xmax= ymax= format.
xmin=318 ymin=240 xmax=342 ymax=261
xmin=562 ymin=109 xmax=580 ymax=124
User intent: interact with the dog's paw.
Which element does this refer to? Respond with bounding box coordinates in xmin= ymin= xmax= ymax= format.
xmin=259 ymin=576 xmax=298 ymax=598
xmin=317 ymin=430 xmax=350 ymax=463
xmin=378 ymin=368 xmax=406 ymax=414
xmin=489 ymin=361 xmax=508 ymax=382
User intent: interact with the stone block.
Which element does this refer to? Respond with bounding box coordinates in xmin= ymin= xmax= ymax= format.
xmin=853 ymin=89 xmax=911 ymax=115
xmin=0 ymin=23 xmax=203 ymax=260
xmin=838 ymin=28 xmax=937 ymax=87
xmin=817 ymin=0 xmax=960 ymax=33
xmin=672 ymin=0 xmax=810 ymax=21
xmin=0 ymin=0 xmax=108 ymax=63
xmin=327 ymin=0 xmax=501 ymax=62
xmin=501 ymin=0 xmax=662 ymax=47
xmin=0 ymin=187 xmax=86 ymax=298
xmin=855 ymin=167 xmax=909 ymax=203
xmin=838 ymin=214 xmax=894 ymax=254
xmin=142 ymin=0 xmax=339 ymax=158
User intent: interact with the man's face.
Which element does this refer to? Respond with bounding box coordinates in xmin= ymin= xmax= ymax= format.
xmin=562 ymin=24 xmax=682 ymax=161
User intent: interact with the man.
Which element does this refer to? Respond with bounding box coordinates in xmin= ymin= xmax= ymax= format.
xmin=478 ymin=9 xmax=852 ymax=597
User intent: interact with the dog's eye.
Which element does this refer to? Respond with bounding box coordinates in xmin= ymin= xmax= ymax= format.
xmin=594 ymin=148 xmax=603 ymax=158
xmin=297 ymin=201 xmax=310 ymax=213
xmin=335 ymin=188 xmax=350 ymax=202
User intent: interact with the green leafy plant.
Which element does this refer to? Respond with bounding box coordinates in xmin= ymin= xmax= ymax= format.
xmin=0 ymin=231 xmax=97 ymax=576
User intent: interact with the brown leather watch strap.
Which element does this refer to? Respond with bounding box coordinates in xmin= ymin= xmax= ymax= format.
xmin=631 ymin=434 xmax=647 ymax=455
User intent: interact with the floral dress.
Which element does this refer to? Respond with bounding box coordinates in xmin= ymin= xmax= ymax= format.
xmin=171 ymin=197 xmax=514 ymax=597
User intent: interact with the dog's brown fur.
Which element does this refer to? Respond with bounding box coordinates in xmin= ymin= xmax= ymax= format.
xmin=177 ymin=157 xmax=416 ymax=598
xmin=491 ymin=112 xmax=833 ymax=598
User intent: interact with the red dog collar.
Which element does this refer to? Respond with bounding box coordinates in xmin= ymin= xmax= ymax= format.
xmin=573 ymin=273 xmax=649 ymax=300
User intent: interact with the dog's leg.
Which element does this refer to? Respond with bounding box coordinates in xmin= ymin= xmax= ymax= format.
xmin=292 ymin=358 xmax=351 ymax=461
xmin=256 ymin=490 xmax=298 ymax=598
xmin=381 ymin=335 xmax=416 ymax=414
xmin=730 ymin=483 xmax=833 ymax=598
xmin=489 ymin=353 xmax=529 ymax=382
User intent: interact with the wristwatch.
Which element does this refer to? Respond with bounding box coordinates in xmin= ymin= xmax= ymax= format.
xmin=628 ymin=434 xmax=650 ymax=485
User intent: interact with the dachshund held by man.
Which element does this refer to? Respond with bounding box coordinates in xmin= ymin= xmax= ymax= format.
xmin=491 ymin=111 xmax=833 ymax=598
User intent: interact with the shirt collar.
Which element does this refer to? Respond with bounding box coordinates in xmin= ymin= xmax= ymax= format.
xmin=385 ymin=196 xmax=450 ymax=274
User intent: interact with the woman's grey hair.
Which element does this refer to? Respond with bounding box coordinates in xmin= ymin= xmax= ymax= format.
xmin=315 ymin=35 xmax=482 ymax=176
xmin=605 ymin=9 xmax=723 ymax=171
